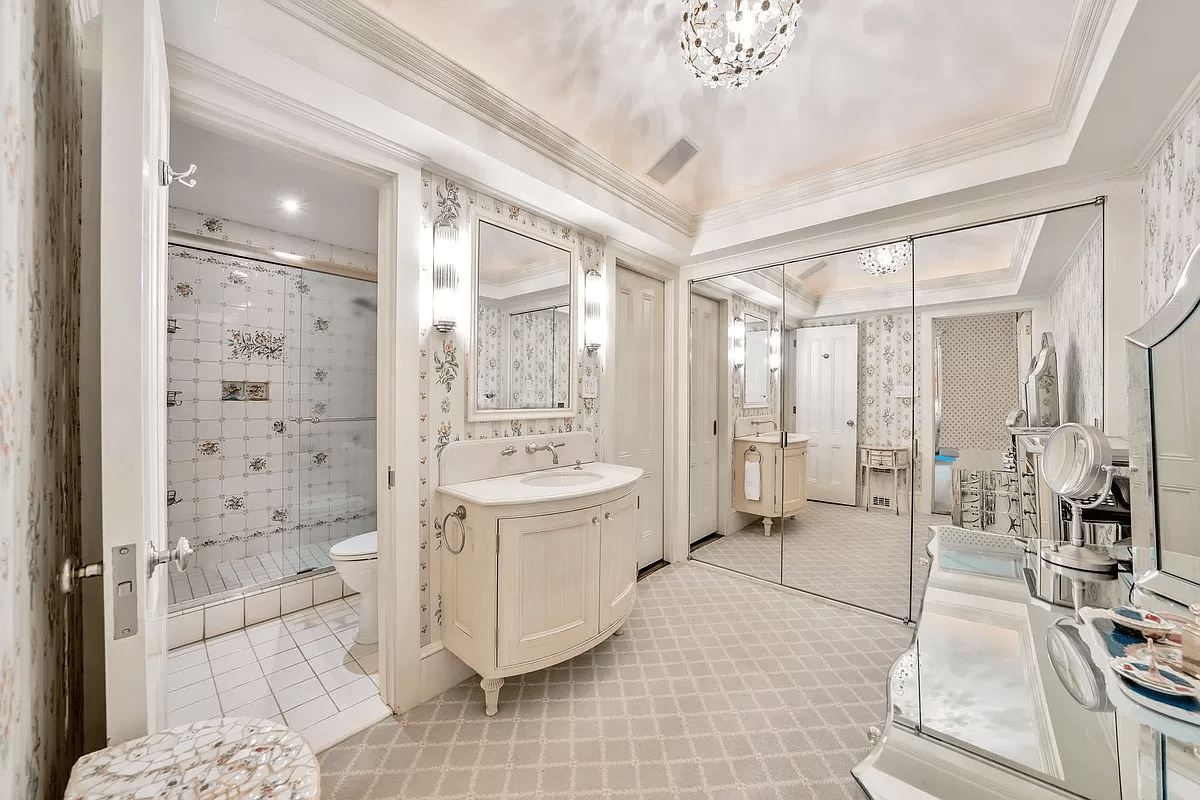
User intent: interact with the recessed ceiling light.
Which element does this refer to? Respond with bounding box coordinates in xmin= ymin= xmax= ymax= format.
xmin=281 ymin=197 xmax=300 ymax=214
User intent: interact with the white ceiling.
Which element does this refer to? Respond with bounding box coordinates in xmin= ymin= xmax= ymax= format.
xmin=169 ymin=119 xmax=380 ymax=253
xmin=360 ymin=0 xmax=1079 ymax=215
xmin=707 ymin=203 xmax=1102 ymax=318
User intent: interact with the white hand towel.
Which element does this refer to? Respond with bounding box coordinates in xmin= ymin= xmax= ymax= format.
xmin=744 ymin=457 xmax=762 ymax=501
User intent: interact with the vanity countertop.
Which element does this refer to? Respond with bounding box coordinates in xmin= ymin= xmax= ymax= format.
xmin=734 ymin=432 xmax=811 ymax=447
xmin=438 ymin=462 xmax=642 ymax=507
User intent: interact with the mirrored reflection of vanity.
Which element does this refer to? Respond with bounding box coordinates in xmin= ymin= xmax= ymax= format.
xmin=732 ymin=418 xmax=809 ymax=537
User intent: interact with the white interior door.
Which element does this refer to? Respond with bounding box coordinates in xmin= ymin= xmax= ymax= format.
xmin=689 ymin=294 xmax=721 ymax=542
xmin=614 ymin=267 xmax=665 ymax=568
xmin=795 ymin=325 xmax=858 ymax=505
xmin=100 ymin=0 xmax=172 ymax=743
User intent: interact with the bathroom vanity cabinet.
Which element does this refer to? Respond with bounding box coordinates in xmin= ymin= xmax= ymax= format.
xmin=437 ymin=435 xmax=642 ymax=716
xmin=732 ymin=434 xmax=809 ymax=536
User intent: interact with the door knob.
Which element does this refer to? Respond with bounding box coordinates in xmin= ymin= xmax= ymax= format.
xmin=59 ymin=556 xmax=103 ymax=594
xmin=604 ymin=512 xmax=614 ymax=521
xmin=847 ymin=420 xmax=855 ymax=427
xmin=147 ymin=537 xmax=193 ymax=578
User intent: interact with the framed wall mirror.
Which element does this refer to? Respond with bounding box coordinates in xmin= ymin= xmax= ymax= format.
xmin=469 ymin=212 xmax=577 ymax=421
xmin=1131 ymin=242 xmax=1200 ymax=602
xmin=742 ymin=312 xmax=770 ymax=408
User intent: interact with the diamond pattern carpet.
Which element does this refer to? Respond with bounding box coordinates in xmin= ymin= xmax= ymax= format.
xmin=318 ymin=562 xmax=912 ymax=799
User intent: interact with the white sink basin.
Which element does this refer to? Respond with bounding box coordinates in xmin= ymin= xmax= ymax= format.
xmin=520 ymin=471 xmax=605 ymax=487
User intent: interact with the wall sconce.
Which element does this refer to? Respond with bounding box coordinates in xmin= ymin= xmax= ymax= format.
xmin=769 ymin=328 xmax=781 ymax=372
xmin=730 ymin=316 xmax=745 ymax=369
xmin=432 ymin=223 xmax=462 ymax=333
xmin=584 ymin=269 xmax=605 ymax=353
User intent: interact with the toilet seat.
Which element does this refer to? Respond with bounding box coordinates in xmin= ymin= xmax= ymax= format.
xmin=330 ymin=530 xmax=377 ymax=562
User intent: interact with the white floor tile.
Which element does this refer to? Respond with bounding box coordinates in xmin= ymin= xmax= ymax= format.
xmin=244 ymin=588 xmax=282 ymax=626
xmin=245 ymin=619 xmax=289 ymax=646
xmin=219 ymin=677 xmax=273 ymax=712
xmin=274 ymin=677 xmax=326 ymax=712
xmin=208 ymin=647 xmax=258 ymax=676
xmin=328 ymin=676 xmax=379 ymax=711
xmin=297 ymin=633 xmax=344 ymax=660
xmin=291 ymin=624 xmax=335 ymax=648
xmin=223 ymin=694 xmax=282 ymax=721
xmin=283 ymin=695 xmax=337 ymax=730
xmin=351 ymin=651 xmax=378 ymax=677
xmin=167 ymin=642 xmax=208 ymax=674
xmin=266 ymin=662 xmax=316 ymax=692
xmin=250 ymin=635 xmax=298 ymax=659
xmin=302 ymin=695 xmax=391 ymax=754
xmin=316 ymin=663 xmax=363 ymax=694
xmin=305 ymin=647 xmax=356 ymax=676
xmin=205 ymin=630 xmax=250 ymax=660
xmin=213 ymin=663 xmax=265 ymax=694
xmin=258 ymin=647 xmax=306 ymax=676
xmin=166 ymin=696 xmax=221 ymax=728
xmin=167 ymin=677 xmax=216 ymax=712
xmin=168 ymin=661 xmax=212 ymax=691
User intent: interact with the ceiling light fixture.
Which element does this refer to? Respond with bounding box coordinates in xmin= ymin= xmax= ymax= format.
xmin=681 ymin=0 xmax=805 ymax=89
xmin=281 ymin=197 xmax=300 ymax=214
xmin=857 ymin=240 xmax=912 ymax=276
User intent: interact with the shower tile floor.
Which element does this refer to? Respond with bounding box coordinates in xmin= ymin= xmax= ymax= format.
xmin=166 ymin=595 xmax=391 ymax=753
xmin=691 ymin=502 xmax=942 ymax=620
xmin=169 ymin=542 xmax=337 ymax=606
xmin=318 ymin=561 xmax=912 ymax=800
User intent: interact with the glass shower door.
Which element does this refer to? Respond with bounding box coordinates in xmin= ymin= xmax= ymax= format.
xmin=292 ymin=268 xmax=379 ymax=578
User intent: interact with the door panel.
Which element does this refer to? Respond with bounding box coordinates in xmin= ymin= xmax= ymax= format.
xmin=615 ymin=268 xmax=665 ymax=568
xmin=598 ymin=492 xmax=639 ymax=629
xmin=100 ymin=0 xmax=170 ymax=742
xmin=497 ymin=508 xmax=599 ymax=667
xmin=795 ymin=325 xmax=858 ymax=505
xmin=689 ymin=294 xmax=720 ymax=542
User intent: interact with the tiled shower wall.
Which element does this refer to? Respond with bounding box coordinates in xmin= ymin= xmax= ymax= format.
xmin=166 ymin=209 xmax=378 ymax=606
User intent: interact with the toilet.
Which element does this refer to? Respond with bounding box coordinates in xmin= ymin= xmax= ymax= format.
xmin=330 ymin=530 xmax=378 ymax=645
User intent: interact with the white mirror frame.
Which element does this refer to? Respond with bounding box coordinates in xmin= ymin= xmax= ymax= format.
xmin=467 ymin=205 xmax=581 ymax=422
xmin=741 ymin=311 xmax=770 ymax=409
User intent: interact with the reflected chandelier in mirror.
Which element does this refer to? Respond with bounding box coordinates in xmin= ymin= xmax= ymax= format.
xmin=1130 ymin=242 xmax=1200 ymax=604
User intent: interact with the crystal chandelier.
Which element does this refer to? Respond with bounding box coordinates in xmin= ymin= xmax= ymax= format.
xmin=857 ymin=241 xmax=912 ymax=276
xmin=680 ymin=0 xmax=805 ymax=89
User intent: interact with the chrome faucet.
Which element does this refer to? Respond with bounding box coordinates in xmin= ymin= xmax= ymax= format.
xmin=526 ymin=440 xmax=564 ymax=465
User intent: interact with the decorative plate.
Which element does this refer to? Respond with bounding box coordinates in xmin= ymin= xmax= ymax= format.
xmin=1103 ymin=606 xmax=1177 ymax=637
xmin=1127 ymin=642 xmax=1185 ymax=668
xmin=1110 ymin=657 xmax=1200 ymax=698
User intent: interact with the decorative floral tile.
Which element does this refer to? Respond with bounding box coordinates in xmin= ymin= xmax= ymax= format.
xmin=228 ymin=330 xmax=285 ymax=361
xmin=197 ymin=441 xmax=220 ymax=457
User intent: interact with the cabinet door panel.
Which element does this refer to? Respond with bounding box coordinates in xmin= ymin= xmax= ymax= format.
xmin=497 ymin=508 xmax=599 ymax=668
xmin=599 ymin=492 xmax=639 ymax=630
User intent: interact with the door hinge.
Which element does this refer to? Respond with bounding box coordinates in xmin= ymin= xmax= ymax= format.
xmin=387 ymin=467 xmax=395 ymax=489
xmin=637 ymin=496 xmax=640 ymax=509
xmin=713 ymin=420 xmax=717 ymax=436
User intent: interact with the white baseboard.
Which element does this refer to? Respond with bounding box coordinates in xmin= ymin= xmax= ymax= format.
xmin=415 ymin=641 xmax=474 ymax=709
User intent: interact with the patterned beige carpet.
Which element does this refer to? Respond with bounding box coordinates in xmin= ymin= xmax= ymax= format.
xmin=318 ymin=562 xmax=912 ymax=799
xmin=691 ymin=502 xmax=940 ymax=620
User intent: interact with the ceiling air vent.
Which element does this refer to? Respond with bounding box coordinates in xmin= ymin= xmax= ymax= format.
xmin=646 ymin=138 xmax=699 ymax=185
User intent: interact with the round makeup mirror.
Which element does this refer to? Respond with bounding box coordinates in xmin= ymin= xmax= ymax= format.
xmin=1040 ymin=423 xmax=1118 ymax=572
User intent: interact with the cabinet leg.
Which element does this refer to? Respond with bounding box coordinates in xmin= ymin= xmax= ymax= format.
xmin=481 ymin=676 xmax=504 ymax=717
xmin=762 ymin=517 xmax=773 ymax=537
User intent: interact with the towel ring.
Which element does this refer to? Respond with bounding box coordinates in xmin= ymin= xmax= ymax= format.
xmin=443 ymin=505 xmax=468 ymax=555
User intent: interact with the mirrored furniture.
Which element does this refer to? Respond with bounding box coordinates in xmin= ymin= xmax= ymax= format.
xmin=469 ymin=213 xmax=577 ymax=420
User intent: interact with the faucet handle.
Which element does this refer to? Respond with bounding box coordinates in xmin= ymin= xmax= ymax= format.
xmin=500 ymin=445 xmax=517 ymax=457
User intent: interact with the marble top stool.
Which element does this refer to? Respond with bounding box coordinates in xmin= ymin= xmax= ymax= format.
xmin=65 ymin=717 xmax=320 ymax=800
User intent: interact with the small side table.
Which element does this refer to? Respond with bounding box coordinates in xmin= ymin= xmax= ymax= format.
xmin=859 ymin=446 xmax=911 ymax=516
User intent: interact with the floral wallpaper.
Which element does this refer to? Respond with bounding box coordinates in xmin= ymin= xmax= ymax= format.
xmin=801 ymin=313 xmax=924 ymax=494
xmin=418 ymin=172 xmax=606 ymax=646
xmin=1144 ymin=100 xmax=1200 ymax=318
xmin=508 ymin=306 xmax=571 ymax=408
xmin=1 ymin=0 xmax=86 ymax=796
xmin=474 ymin=301 xmax=504 ymax=408
xmin=1047 ymin=219 xmax=1104 ymax=426
xmin=933 ymin=313 xmax=1019 ymax=453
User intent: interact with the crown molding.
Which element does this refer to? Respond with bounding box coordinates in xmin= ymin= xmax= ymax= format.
xmin=258 ymin=0 xmax=1119 ymax=244
xmin=168 ymin=47 xmax=428 ymax=174
xmin=1008 ymin=216 xmax=1043 ymax=283
xmin=697 ymin=0 xmax=1118 ymax=232
xmin=1135 ymin=67 xmax=1200 ymax=171
xmin=261 ymin=0 xmax=695 ymax=236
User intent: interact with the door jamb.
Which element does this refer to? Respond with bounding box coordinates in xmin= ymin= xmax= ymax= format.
xmin=168 ymin=73 xmax=426 ymax=712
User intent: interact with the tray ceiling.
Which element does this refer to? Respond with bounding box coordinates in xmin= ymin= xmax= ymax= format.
xmin=359 ymin=0 xmax=1087 ymax=215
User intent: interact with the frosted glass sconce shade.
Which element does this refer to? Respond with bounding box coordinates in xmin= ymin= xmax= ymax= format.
xmin=584 ymin=269 xmax=605 ymax=353
xmin=433 ymin=224 xmax=462 ymax=333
